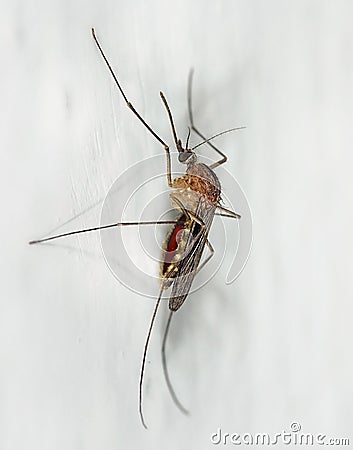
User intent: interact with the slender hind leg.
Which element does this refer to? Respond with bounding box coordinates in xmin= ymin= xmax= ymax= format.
xmin=197 ymin=239 xmax=215 ymax=273
xmin=161 ymin=239 xmax=214 ymax=414
xmin=161 ymin=311 xmax=189 ymax=415
xmin=187 ymin=70 xmax=227 ymax=169
xmin=216 ymin=205 xmax=241 ymax=220
xmin=139 ymin=287 xmax=164 ymax=429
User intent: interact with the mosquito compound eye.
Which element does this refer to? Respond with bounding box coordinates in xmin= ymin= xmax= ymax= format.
xmin=178 ymin=152 xmax=194 ymax=164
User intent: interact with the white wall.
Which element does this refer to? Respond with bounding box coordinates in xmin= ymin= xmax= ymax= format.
xmin=2 ymin=1 xmax=353 ymax=449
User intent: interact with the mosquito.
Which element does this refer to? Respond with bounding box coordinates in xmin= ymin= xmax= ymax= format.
xmin=29 ymin=28 xmax=244 ymax=429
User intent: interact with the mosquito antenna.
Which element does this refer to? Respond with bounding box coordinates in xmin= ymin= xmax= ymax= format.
xmin=159 ymin=91 xmax=181 ymax=150
xmin=192 ymin=127 xmax=246 ymax=151
xmin=139 ymin=287 xmax=164 ymax=429
xmin=162 ymin=311 xmax=189 ymax=415
xmin=185 ymin=126 xmax=191 ymax=150
xmin=29 ymin=220 xmax=177 ymax=245
xmin=187 ymin=69 xmax=195 ymax=127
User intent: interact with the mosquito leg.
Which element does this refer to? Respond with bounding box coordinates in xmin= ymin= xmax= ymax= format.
xmin=161 ymin=240 xmax=213 ymax=414
xmin=161 ymin=311 xmax=189 ymax=415
xmin=171 ymin=196 xmax=206 ymax=235
xmin=187 ymin=70 xmax=227 ymax=169
xmin=139 ymin=286 xmax=164 ymax=429
xmin=168 ymin=196 xmax=208 ymax=261
xmin=196 ymin=239 xmax=214 ymax=273
xmin=160 ymin=92 xmax=182 ymax=152
xmin=216 ymin=205 xmax=241 ymax=219
xmin=28 ymin=220 xmax=178 ymax=245
xmin=171 ymin=196 xmax=205 ymax=229
xmin=91 ymin=29 xmax=172 ymax=186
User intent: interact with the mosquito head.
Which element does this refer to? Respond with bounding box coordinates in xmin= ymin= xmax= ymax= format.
xmin=177 ymin=130 xmax=197 ymax=165
xmin=178 ymin=149 xmax=197 ymax=165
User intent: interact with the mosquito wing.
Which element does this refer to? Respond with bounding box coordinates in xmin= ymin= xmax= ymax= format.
xmin=168 ymin=197 xmax=216 ymax=311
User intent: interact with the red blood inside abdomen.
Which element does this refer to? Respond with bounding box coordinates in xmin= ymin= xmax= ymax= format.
xmin=167 ymin=223 xmax=184 ymax=252
xmin=162 ymin=215 xmax=187 ymax=275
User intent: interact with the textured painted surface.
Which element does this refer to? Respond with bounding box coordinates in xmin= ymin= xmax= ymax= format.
xmin=2 ymin=1 xmax=353 ymax=449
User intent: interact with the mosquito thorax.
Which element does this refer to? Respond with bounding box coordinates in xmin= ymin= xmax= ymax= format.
xmin=171 ymin=158 xmax=221 ymax=205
